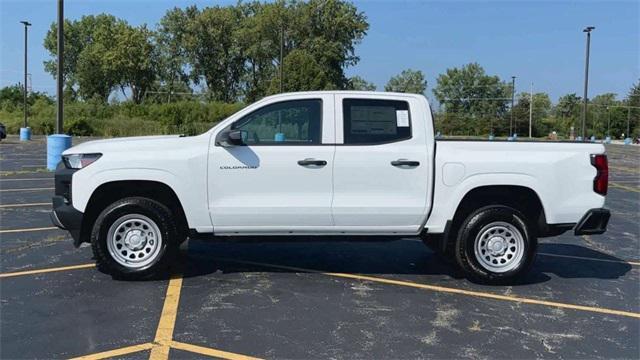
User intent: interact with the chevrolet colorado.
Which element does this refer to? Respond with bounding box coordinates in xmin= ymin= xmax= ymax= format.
xmin=51 ymin=91 xmax=610 ymax=283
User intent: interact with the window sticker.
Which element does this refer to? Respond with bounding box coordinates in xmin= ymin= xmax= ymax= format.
xmin=396 ymin=110 xmax=409 ymax=127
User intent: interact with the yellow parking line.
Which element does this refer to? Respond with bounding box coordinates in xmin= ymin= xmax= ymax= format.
xmin=149 ymin=272 xmax=184 ymax=360
xmin=0 ymin=202 xmax=50 ymax=208
xmin=69 ymin=342 xmax=154 ymax=360
xmin=538 ymin=252 xmax=640 ymax=266
xmin=0 ymin=226 xmax=59 ymax=234
xmin=610 ymin=182 xmax=640 ymax=193
xmin=224 ymin=259 xmax=640 ymax=319
xmin=0 ymin=187 xmax=54 ymax=192
xmin=170 ymin=341 xmax=263 ymax=360
xmin=0 ymin=263 xmax=95 ymax=278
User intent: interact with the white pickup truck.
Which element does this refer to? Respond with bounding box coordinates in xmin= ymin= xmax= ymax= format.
xmin=51 ymin=91 xmax=610 ymax=284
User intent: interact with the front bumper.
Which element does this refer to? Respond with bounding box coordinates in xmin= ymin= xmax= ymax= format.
xmin=574 ymin=208 xmax=611 ymax=235
xmin=51 ymin=162 xmax=84 ymax=247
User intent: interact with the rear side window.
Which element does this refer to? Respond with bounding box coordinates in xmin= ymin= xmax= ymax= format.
xmin=343 ymin=99 xmax=411 ymax=145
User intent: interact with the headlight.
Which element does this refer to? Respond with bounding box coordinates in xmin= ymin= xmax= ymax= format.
xmin=62 ymin=153 xmax=102 ymax=169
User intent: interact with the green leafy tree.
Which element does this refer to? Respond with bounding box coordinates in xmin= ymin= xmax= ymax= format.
xmin=236 ymin=1 xmax=286 ymax=101
xmin=627 ymin=80 xmax=640 ymax=137
xmin=181 ymin=5 xmax=245 ymax=102
xmin=512 ymin=92 xmax=552 ymax=137
xmin=385 ymin=69 xmax=426 ymax=94
xmin=154 ymin=7 xmax=194 ymax=103
xmin=267 ymin=49 xmax=332 ymax=94
xmin=111 ymin=25 xmax=156 ymax=103
xmin=432 ymin=63 xmax=509 ymax=135
xmin=347 ymin=76 xmax=376 ymax=91
xmin=44 ymin=14 xmax=155 ymax=103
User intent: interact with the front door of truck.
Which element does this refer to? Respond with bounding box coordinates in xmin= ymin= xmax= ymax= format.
xmin=209 ymin=95 xmax=335 ymax=234
xmin=331 ymin=95 xmax=431 ymax=234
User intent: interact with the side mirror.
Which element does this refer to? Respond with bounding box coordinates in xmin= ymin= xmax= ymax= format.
xmin=217 ymin=129 xmax=247 ymax=147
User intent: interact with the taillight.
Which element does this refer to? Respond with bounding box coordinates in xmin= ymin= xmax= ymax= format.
xmin=590 ymin=154 xmax=608 ymax=196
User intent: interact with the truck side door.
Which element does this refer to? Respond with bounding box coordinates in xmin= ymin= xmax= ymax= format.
xmin=332 ymin=94 xmax=431 ymax=234
xmin=208 ymin=94 xmax=335 ymax=234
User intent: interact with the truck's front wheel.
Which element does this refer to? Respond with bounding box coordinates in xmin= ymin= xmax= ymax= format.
xmin=454 ymin=205 xmax=536 ymax=284
xmin=91 ymin=197 xmax=179 ymax=280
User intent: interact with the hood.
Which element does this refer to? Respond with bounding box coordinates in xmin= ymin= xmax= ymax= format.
xmin=63 ymin=135 xmax=184 ymax=155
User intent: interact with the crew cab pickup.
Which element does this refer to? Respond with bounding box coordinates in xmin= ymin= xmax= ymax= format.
xmin=51 ymin=91 xmax=610 ymax=283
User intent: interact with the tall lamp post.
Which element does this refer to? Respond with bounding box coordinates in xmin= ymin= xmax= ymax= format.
xmin=581 ymin=26 xmax=595 ymax=140
xmin=510 ymin=76 xmax=516 ymax=136
xmin=19 ymin=21 xmax=31 ymax=141
xmin=47 ymin=0 xmax=72 ymax=171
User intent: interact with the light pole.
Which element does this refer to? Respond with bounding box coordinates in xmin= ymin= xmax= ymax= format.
xmin=529 ymin=82 xmax=533 ymax=138
xmin=20 ymin=21 xmax=31 ymax=133
xmin=581 ymin=26 xmax=595 ymax=140
xmin=56 ymin=0 xmax=64 ymax=134
xmin=47 ymin=0 xmax=71 ymax=171
xmin=510 ymin=76 xmax=516 ymax=136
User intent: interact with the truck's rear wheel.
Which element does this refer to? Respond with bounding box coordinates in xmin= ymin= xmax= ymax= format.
xmin=91 ymin=197 xmax=178 ymax=280
xmin=454 ymin=205 xmax=536 ymax=284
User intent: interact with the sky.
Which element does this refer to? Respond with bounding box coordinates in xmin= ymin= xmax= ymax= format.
xmin=1 ymin=0 xmax=638 ymax=105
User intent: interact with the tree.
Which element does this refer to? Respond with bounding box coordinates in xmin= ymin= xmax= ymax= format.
xmin=44 ymin=14 xmax=156 ymax=103
xmin=111 ymin=25 xmax=156 ymax=104
xmin=288 ymin=0 xmax=369 ymax=89
xmin=384 ymin=69 xmax=426 ymax=94
xmin=512 ymin=92 xmax=552 ymax=137
xmin=155 ymin=7 xmax=194 ymax=103
xmin=347 ymin=76 xmax=376 ymax=91
xmin=627 ymin=80 xmax=640 ymax=137
xmin=267 ymin=49 xmax=332 ymax=94
xmin=432 ymin=63 xmax=509 ymax=135
xmin=182 ymin=5 xmax=245 ymax=102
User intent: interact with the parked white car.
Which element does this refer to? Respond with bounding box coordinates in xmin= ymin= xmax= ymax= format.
xmin=51 ymin=91 xmax=610 ymax=283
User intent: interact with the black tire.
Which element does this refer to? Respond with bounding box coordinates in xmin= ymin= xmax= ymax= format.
xmin=454 ymin=205 xmax=537 ymax=285
xmin=91 ymin=197 xmax=179 ymax=280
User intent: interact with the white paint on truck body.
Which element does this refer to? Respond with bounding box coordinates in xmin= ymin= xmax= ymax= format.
xmin=63 ymin=91 xmax=605 ymax=237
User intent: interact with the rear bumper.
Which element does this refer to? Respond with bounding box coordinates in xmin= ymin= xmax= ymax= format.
xmin=574 ymin=208 xmax=610 ymax=235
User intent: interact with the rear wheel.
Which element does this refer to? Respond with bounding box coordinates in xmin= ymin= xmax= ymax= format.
xmin=454 ymin=205 xmax=536 ymax=284
xmin=91 ymin=197 xmax=179 ymax=280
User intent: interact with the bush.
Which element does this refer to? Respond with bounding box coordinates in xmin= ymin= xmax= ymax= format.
xmin=0 ymin=98 xmax=246 ymax=137
xmin=66 ymin=118 xmax=95 ymax=136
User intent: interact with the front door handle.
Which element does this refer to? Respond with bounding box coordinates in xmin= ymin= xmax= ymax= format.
xmin=391 ymin=159 xmax=420 ymax=167
xmin=298 ymin=158 xmax=327 ymax=166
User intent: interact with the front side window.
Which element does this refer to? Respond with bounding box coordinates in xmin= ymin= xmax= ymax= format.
xmin=343 ymin=99 xmax=411 ymax=145
xmin=233 ymin=99 xmax=322 ymax=145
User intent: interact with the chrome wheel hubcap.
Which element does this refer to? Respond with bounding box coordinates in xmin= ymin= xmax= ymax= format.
xmin=474 ymin=221 xmax=525 ymax=273
xmin=107 ymin=214 xmax=162 ymax=269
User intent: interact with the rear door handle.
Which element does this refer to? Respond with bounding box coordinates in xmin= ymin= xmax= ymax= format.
xmin=391 ymin=159 xmax=420 ymax=167
xmin=298 ymin=158 xmax=327 ymax=166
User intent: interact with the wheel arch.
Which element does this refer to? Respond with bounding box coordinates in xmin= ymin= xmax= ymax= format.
xmin=436 ymin=185 xmax=550 ymax=255
xmin=80 ymin=180 xmax=189 ymax=244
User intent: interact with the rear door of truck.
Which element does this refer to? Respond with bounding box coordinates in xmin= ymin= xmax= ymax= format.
xmin=331 ymin=93 xmax=433 ymax=233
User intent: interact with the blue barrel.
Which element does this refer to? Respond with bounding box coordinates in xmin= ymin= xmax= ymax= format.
xmin=19 ymin=127 xmax=31 ymax=141
xmin=274 ymin=132 xmax=285 ymax=142
xmin=47 ymin=134 xmax=72 ymax=170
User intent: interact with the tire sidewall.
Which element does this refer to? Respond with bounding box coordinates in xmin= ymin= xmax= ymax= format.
xmin=456 ymin=205 xmax=537 ymax=283
xmin=92 ymin=198 xmax=177 ymax=278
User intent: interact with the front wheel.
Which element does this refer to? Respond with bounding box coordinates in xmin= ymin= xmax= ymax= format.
xmin=91 ymin=197 xmax=179 ymax=280
xmin=454 ymin=205 xmax=537 ymax=284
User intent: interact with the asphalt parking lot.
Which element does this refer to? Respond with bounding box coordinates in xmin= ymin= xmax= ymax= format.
xmin=1 ymin=135 xmax=639 ymax=359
